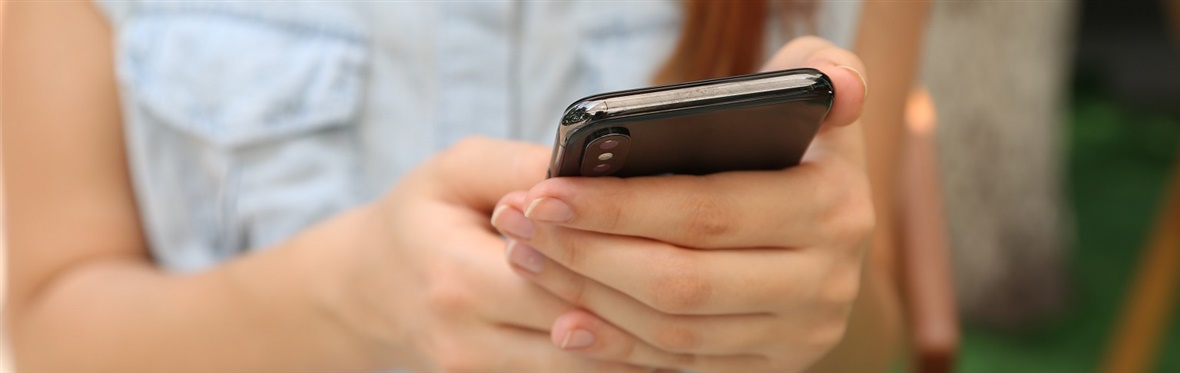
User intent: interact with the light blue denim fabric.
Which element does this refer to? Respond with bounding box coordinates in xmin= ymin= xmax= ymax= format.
xmin=95 ymin=1 xmax=862 ymax=272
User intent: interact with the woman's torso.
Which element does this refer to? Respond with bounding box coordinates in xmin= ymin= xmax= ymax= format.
xmin=95 ymin=1 xmax=861 ymax=271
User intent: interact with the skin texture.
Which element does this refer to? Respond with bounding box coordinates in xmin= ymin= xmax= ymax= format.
xmin=491 ymin=37 xmax=876 ymax=372
xmin=810 ymin=2 xmax=932 ymax=371
xmin=4 ymin=1 xmax=922 ymax=372
xmin=4 ymin=3 xmax=638 ymax=371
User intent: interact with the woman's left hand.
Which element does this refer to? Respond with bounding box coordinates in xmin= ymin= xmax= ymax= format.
xmin=492 ymin=36 xmax=874 ymax=373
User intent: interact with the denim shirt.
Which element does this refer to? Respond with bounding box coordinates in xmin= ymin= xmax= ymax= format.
xmin=95 ymin=1 xmax=861 ymax=272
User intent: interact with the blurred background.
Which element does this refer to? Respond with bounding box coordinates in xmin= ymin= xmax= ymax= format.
xmin=929 ymin=0 xmax=1180 ymax=372
xmin=1 ymin=0 xmax=1178 ymax=372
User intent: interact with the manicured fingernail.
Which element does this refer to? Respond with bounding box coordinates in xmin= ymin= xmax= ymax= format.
xmin=560 ymin=328 xmax=595 ymax=350
xmin=490 ymin=204 xmax=509 ymax=226
xmin=525 ymin=197 xmax=573 ymax=223
xmin=837 ymin=65 xmax=868 ymax=98
xmin=504 ymin=238 xmax=517 ymax=262
xmin=508 ymin=240 xmax=544 ymax=274
xmin=492 ymin=206 xmax=533 ymax=239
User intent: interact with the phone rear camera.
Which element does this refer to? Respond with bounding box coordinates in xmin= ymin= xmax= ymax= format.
xmin=580 ymin=129 xmax=629 ymax=177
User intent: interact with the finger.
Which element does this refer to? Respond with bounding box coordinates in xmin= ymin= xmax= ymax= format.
xmin=763 ymin=36 xmax=868 ymax=129
xmin=505 ymin=238 xmax=784 ymax=355
xmin=550 ymin=311 xmax=773 ymax=372
xmin=516 ymin=165 xmax=869 ymax=249
xmin=417 ymin=136 xmax=550 ymax=213
xmin=493 ymin=205 xmax=840 ymax=315
xmin=766 ymin=38 xmax=870 ymax=167
xmin=455 ymin=214 xmax=576 ymax=332
xmin=458 ymin=325 xmax=650 ymax=373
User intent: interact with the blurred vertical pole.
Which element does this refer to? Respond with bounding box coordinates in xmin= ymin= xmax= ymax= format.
xmin=1168 ymin=0 xmax=1180 ymax=46
xmin=921 ymin=1 xmax=1077 ymax=327
xmin=1102 ymin=6 xmax=1180 ymax=372
xmin=900 ymin=88 xmax=959 ymax=373
xmin=0 ymin=0 xmax=11 ymax=369
xmin=0 ymin=0 xmax=10 ymax=371
xmin=1101 ymin=150 xmax=1180 ymax=373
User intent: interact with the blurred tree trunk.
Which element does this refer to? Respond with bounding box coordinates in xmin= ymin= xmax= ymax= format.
xmin=920 ymin=1 xmax=1078 ymax=327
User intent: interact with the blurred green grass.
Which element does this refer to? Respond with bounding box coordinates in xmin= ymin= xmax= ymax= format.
xmin=957 ymin=87 xmax=1180 ymax=372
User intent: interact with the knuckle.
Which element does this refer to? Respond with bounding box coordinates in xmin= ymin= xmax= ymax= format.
xmin=452 ymin=136 xmax=491 ymax=153
xmin=808 ymin=316 xmax=851 ymax=352
xmin=817 ymin=170 xmax=875 ymax=246
xmin=682 ymin=196 xmax=735 ymax=242
xmin=424 ymin=271 xmax=474 ymax=317
xmin=432 ymin=137 xmax=490 ymax=174
xmin=553 ymin=231 xmax=584 ymax=271
xmin=529 ymin=178 xmax=573 ymax=202
xmin=649 ymin=322 xmax=702 ymax=352
xmin=648 ymin=252 xmax=712 ymax=314
xmin=441 ymin=138 xmax=478 ymax=161
xmin=820 ymin=265 xmax=863 ymax=308
xmin=602 ymin=178 xmax=637 ymax=231
xmin=559 ymin=271 xmax=592 ymax=308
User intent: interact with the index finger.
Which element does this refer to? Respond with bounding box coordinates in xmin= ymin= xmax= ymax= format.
xmin=513 ymin=38 xmax=872 ymax=249
xmin=518 ymin=163 xmax=864 ymax=249
xmin=408 ymin=137 xmax=550 ymax=214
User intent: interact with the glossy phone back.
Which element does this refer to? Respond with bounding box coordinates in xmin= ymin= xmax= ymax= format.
xmin=548 ymin=68 xmax=834 ymax=178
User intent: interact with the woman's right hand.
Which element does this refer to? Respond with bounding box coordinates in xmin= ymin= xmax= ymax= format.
xmin=301 ymin=137 xmax=646 ymax=372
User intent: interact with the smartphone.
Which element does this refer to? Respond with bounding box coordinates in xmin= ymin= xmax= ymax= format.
xmin=547 ymin=68 xmax=834 ymax=178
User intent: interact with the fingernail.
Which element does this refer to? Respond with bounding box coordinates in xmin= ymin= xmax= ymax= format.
xmin=837 ymin=65 xmax=868 ymax=98
xmin=504 ymin=238 xmax=517 ymax=262
xmin=492 ymin=206 xmax=534 ymax=239
xmin=525 ymin=197 xmax=573 ymax=223
xmin=560 ymin=328 xmax=595 ymax=350
xmin=490 ymin=204 xmax=509 ymax=226
xmin=508 ymin=240 xmax=544 ymax=274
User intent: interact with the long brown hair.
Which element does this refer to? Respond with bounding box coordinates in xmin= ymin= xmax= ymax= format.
xmin=654 ymin=0 xmax=815 ymax=84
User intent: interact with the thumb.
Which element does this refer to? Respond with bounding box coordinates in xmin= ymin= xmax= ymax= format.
xmin=421 ymin=137 xmax=552 ymax=213
xmin=761 ymin=36 xmax=868 ymax=130
xmin=762 ymin=36 xmax=869 ymax=166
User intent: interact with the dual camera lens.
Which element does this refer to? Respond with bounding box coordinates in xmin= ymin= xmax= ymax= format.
xmin=581 ymin=130 xmax=630 ymax=176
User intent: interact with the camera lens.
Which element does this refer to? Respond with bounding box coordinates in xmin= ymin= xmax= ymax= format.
xmin=580 ymin=130 xmax=629 ymax=177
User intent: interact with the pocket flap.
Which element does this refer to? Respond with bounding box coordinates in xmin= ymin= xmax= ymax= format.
xmin=118 ymin=9 xmax=369 ymax=147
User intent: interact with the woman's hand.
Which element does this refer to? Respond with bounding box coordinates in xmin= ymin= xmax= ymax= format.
xmin=491 ymin=37 xmax=874 ymax=372
xmin=312 ymin=138 xmax=649 ymax=372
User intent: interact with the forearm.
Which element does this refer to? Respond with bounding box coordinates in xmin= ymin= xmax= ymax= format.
xmin=810 ymin=3 xmax=931 ymax=367
xmin=854 ymin=0 xmax=931 ymax=277
xmin=9 ymin=207 xmax=379 ymax=372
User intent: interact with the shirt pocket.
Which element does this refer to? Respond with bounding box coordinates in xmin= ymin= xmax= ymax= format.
xmin=117 ymin=6 xmax=370 ymax=268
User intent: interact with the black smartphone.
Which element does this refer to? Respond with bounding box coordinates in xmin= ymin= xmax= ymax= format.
xmin=547 ymin=68 xmax=834 ymax=178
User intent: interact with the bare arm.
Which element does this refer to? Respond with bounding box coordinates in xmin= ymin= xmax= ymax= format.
xmin=810 ymin=1 xmax=932 ymax=371
xmin=3 ymin=4 xmax=379 ymax=371
xmin=5 ymin=5 xmax=644 ymax=372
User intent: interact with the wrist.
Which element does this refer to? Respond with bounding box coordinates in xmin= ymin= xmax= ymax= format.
xmin=290 ymin=203 xmax=419 ymax=369
xmin=221 ymin=204 xmax=394 ymax=370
